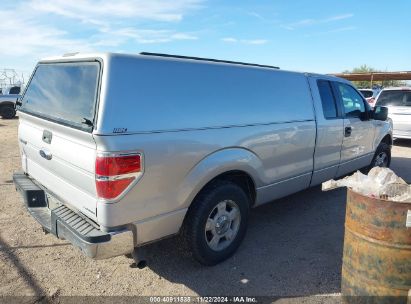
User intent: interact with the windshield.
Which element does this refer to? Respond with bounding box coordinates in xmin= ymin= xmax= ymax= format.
xmin=19 ymin=62 xmax=100 ymax=131
xmin=376 ymin=90 xmax=411 ymax=107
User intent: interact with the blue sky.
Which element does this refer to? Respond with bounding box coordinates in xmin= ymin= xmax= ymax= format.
xmin=1 ymin=0 xmax=410 ymax=78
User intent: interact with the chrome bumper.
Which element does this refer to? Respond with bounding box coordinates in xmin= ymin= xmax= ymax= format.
xmin=13 ymin=172 xmax=134 ymax=260
xmin=56 ymin=220 xmax=134 ymax=259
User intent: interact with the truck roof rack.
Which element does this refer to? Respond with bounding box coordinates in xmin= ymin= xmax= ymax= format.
xmin=140 ymin=52 xmax=279 ymax=70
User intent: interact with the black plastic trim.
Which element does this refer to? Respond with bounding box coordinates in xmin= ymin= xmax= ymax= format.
xmin=13 ymin=172 xmax=47 ymax=208
xmin=13 ymin=172 xmax=110 ymax=244
xmin=140 ymin=52 xmax=280 ymax=69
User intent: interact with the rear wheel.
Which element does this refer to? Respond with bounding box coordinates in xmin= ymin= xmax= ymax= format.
xmin=183 ymin=180 xmax=250 ymax=265
xmin=1 ymin=105 xmax=16 ymax=119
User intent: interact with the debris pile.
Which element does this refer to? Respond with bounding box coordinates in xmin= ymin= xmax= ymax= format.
xmin=322 ymin=167 xmax=411 ymax=202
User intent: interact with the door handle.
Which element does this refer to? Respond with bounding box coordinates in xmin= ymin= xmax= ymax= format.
xmin=345 ymin=126 xmax=352 ymax=137
xmin=39 ymin=148 xmax=52 ymax=160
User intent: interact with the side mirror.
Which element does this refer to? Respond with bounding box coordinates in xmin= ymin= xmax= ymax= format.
xmin=373 ymin=106 xmax=388 ymax=121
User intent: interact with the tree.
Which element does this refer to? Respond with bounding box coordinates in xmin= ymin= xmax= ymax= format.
xmin=343 ymin=65 xmax=407 ymax=88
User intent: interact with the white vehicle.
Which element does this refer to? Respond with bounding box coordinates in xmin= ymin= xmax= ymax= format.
xmin=374 ymin=87 xmax=411 ymax=139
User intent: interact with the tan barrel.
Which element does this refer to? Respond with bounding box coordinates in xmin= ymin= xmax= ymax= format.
xmin=342 ymin=189 xmax=411 ymax=303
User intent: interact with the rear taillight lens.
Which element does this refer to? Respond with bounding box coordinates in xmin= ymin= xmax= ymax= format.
xmin=95 ymin=152 xmax=142 ymax=200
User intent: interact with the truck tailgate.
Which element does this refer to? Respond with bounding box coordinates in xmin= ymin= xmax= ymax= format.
xmin=16 ymin=61 xmax=101 ymax=220
xmin=18 ymin=114 xmax=98 ymax=219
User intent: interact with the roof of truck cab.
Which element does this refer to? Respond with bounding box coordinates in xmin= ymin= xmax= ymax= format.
xmin=41 ymin=52 xmax=283 ymax=72
xmin=40 ymin=52 xmax=350 ymax=84
xmin=40 ymin=52 xmax=300 ymax=74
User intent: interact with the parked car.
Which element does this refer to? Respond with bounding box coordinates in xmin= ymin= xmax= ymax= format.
xmin=13 ymin=52 xmax=392 ymax=265
xmin=374 ymin=87 xmax=411 ymax=139
xmin=0 ymin=93 xmax=20 ymax=119
xmin=359 ymin=89 xmax=379 ymax=107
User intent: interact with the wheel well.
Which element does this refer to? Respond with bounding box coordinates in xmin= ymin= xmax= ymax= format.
xmin=181 ymin=170 xmax=257 ymax=234
xmin=381 ymin=134 xmax=392 ymax=146
xmin=203 ymin=170 xmax=256 ymax=206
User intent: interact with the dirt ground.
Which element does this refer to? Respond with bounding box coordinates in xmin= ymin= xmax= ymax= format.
xmin=1 ymin=117 xmax=410 ymax=303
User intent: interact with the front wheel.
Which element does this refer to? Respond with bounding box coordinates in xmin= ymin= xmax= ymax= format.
xmin=370 ymin=142 xmax=391 ymax=168
xmin=183 ymin=180 xmax=250 ymax=265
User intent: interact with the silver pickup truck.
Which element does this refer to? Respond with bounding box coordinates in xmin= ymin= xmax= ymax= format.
xmin=13 ymin=52 xmax=392 ymax=266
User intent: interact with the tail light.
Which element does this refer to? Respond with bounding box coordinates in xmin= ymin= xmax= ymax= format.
xmin=95 ymin=152 xmax=143 ymax=200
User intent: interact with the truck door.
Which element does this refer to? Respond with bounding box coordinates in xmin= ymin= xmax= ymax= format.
xmin=332 ymin=82 xmax=375 ymax=176
xmin=309 ymin=78 xmax=344 ymax=186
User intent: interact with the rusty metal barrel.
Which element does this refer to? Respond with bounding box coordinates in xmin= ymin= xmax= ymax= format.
xmin=342 ymin=188 xmax=411 ymax=303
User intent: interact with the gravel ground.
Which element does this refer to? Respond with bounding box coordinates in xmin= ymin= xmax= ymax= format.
xmin=0 ymin=117 xmax=410 ymax=303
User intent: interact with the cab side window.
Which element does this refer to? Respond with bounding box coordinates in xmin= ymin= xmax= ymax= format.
xmin=317 ymin=80 xmax=338 ymax=119
xmin=335 ymin=83 xmax=366 ymax=118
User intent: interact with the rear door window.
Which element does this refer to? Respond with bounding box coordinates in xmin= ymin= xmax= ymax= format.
xmin=317 ymin=80 xmax=339 ymax=119
xmin=19 ymin=62 xmax=100 ymax=131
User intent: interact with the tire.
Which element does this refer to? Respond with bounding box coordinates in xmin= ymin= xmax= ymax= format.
xmin=370 ymin=142 xmax=391 ymax=169
xmin=1 ymin=105 xmax=16 ymax=119
xmin=183 ymin=180 xmax=250 ymax=265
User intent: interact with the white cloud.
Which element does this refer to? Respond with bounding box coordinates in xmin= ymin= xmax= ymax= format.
xmin=0 ymin=0 xmax=204 ymax=70
xmin=0 ymin=11 xmax=93 ymax=57
xmin=96 ymin=28 xmax=198 ymax=44
xmin=221 ymin=37 xmax=268 ymax=45
xmin=248 ymin=12 xmax=266 ymax=22
xmin=324 ymin=14 xmax=354 ymax=22
xmin=30 ymin=0 xmax=204 ymax=23
xmin=169 ymin=33 xmax=198 ymax=41
xmin=245 ymin=10 xmax=279 ymax=24
xmin=280 ymin=25 xmax=294 ymax=31
xmin=221 ymin=37 xmax=238 ymax=43
xmin=282 ymin=13 xmax=354 ymax=30
xmin=304 ymin=26 xmax=357 ymax=37
xmin=291 ymin=19 xmax=316 ymax=28
xmin=327 ymin=26 xmax=356 ymax=33
xmin=242 ymin=39 xmax=268 ymax=45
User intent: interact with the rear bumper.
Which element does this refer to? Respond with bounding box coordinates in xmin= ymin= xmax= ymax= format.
xmin=13 ymin=172 xmax=134 ymax=259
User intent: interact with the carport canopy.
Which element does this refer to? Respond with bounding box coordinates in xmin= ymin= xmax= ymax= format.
xmin=331 ymin=71 xmax=411 ymax=83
